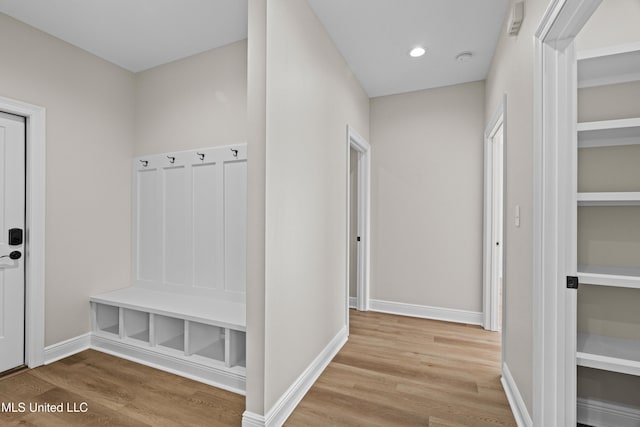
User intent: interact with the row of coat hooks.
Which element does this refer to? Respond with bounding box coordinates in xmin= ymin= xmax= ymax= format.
xmin=139 ymin=148 xmax=239 ymax=168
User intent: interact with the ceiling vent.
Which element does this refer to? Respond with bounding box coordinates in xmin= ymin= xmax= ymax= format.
xmin=508 ymin=1 xmax=524 ymax=36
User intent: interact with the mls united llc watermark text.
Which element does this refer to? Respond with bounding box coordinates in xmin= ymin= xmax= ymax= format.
xmin=1 ymin=401 xmax=89 ymax=413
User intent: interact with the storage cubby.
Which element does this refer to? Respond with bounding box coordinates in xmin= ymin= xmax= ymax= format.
xmin=155 ymin=315 xmax=185 ymax=352
xmin=123 ymin=308 xmax=149 ymax=343
xmin=187 ymin=322 xmax=225 ymax=362
xmin=228 ymin=330 xmax=246 ymax=368
xmin=95 ymin=303 xmax=119 ymax=336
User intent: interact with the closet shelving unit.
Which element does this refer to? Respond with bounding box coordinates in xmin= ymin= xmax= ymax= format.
xmin=575 ymin=45 xmax=640 ymax=387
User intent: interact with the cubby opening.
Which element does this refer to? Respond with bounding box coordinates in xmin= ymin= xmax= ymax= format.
xmin=95 ymin=303 xmax=119 ymax=336
xmin=187 ymin=322 xmax=225 ymax=362
xmin=123 ymin=309 xmax=149 ymax=343
xmin=228 ymin=330 xmax=246 ymax=368
xmin=155 ymin=315 xmax=185 ymax=352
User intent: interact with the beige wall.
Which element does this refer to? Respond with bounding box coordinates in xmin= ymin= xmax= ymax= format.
xmin=484 ymin=0 xmax=554 ymax=413
xmin=369 ymin=81 xmax=484 ymax=312
xmin=0 ymin=13 xmax=135 ymax=346
xmin=262 ymin=0 xmax=369 ymax=411
xmin=134 ymin=40 xmax=247 ymax=156
xmin=575 ymin=0 xmax=640 ymax=51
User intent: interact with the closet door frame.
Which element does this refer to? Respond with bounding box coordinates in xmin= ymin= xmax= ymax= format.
xmin=533 ymin=0 xmax=601 ymax=426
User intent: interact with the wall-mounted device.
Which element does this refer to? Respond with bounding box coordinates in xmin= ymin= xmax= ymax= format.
xmin=8 ymin=228 xmax=23 ymax=246
xmin=508 ymin=1 xmax=524 ymax=36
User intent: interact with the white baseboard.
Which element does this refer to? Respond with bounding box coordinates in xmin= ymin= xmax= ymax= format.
xmin=578 ymin=397 xmax=640 ymax=427
xmin=44 ymin=332 xmax=91 ymax=364
xmin=349 ymin=297 xmax=356 ymax=308
xmin=242 ymin=326 xmax=348 ymax=427
xmin=501 ymin=362 xmax=532 ymax=427
xmin=369 ymin=299 xmax=483 ymax=325
xmin=91 ymin=334 xmax=245 ymax=395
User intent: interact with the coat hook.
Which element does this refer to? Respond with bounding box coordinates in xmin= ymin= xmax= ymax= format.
xmin=140 ymin=160 xmax=148 ymax=167
xmin=231 ymin=149 xmax=238 ymax=158
xmin=167 ymin=156 xmax=175 ymax=164
xmin=197 ymin=152 xmax=205 ymax=161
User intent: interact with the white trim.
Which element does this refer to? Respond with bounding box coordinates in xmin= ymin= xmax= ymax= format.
xmin=44 ymin=333 xmax=91 ymax=364
xmin=348 ymin=296 xmax=356 ymax=309
xmin=369 ymin=299 xmax=483 ymax=326
xmin=533 ymin=1 xmax=601 ymax=426
xmin=346 ymin=125 xmax=371 ymax=315
xmin=483 ymin=96 xmax=506 ymax=333
xmin=0 ymin=96 xmax=46 ymax=368
xmin=91 ymin=334 xmax=246 ymax=395
xmin=241 ymin=412 xmax=265 ymax=427
xmin=242 ymin=326 xmax=348 ymax=427
xmin=501 ymin=362 xmax=533 ymax=427
xmin=577 ymin=397 xmax=640 ymax=427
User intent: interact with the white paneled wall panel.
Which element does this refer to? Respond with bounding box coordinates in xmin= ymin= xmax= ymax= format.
xmin=224 ymin=161 xmax=247 ymax=294
xmin=192 ymin=162 xmax=222 ymax=290
xmin=133 ymin=144 xmax=246 ymax=301
xmin=163 ymin=166 xmax=189 ymax=286
xmin=137 ymin=169 xmax=161 ymax=282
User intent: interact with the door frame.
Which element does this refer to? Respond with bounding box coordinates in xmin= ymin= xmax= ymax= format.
xmin=533 ymin=0 xmax=601 ymax=425
xmin=346 ymin=125 xmax=371 ymax=316
xmin=0 ymin=96 xmax=46 ymax=368
xmin=483 ymin=96 xmax=506 ymax=333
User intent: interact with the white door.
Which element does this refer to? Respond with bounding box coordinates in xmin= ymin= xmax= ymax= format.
xmin=490 ymin=123 xmax=504 ymax=331
xmin=0 ymin=111 xmax=26 ymax=373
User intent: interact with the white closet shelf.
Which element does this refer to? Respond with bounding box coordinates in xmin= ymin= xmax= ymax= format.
xmin=577 ymin=118 xmax=640 ymax=148
xmin=90 ymin=287 xmax=245 ymax=331
xmin=577 ymin=333 xmax=640 ymax=376
xmin=577 ymin=192 xmax=640 ymax=206
xmin=578 ymin=43 xmax=640 ymax=88
xmin=578 ymin=265 xmax=640 ymax=289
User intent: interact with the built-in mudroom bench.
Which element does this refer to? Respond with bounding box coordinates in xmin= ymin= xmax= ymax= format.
xmin=90 ymin=144 xmax=247 ymax=394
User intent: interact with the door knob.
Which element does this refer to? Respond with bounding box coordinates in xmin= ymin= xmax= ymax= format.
xmin=0 ymin=251 xmax=21 ymax=260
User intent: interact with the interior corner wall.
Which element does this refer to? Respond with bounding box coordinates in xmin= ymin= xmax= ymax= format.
xmin=263 ymin=0 xmax=369 ymax=412
xmin=369 ymin=81 xmax=485 ymax=313
xmin=134 ymin=40 xmax=248 ymax=156
xmin=484 ymin=0 xmax=555 ymax=415
xmin=0 ymin=13 xmax=135 ymax=346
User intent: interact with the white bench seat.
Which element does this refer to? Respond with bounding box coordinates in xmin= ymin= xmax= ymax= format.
xmin=89 ymin=286 xmax=246 ymax=394
xmin=90 ymin=287 xmax=245 ymax=331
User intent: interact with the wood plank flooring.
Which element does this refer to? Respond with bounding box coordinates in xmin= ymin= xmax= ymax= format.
xmin=0 ymin=310 xmax=515 ymax=426
xmin=0 ymin=350 xmax=245 ymax=426
xmin=286 ymin=310 xmax=516 ymax=426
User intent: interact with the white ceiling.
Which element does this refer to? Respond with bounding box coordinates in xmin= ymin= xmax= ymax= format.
xmin=0 ymin=0 xmax=508 ymax=96
xmin=0 ymin=0 xmax=248 ymax=72
xmin=308 ymin=0 xmax=509 ymax=97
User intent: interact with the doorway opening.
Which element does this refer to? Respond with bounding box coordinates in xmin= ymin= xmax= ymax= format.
xmin=483 ymin=98 xmax=506 ymax=333
xmin=0 ymin=96 xmax=46 ymax=369
xmin=346 ymin=126 xmax=371 ymax=316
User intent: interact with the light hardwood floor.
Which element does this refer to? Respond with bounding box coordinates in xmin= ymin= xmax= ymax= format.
xmin=287 ymin=311 xmax=516 ymax=426
xmin=0 ymin=310 xmax=515 ymax=426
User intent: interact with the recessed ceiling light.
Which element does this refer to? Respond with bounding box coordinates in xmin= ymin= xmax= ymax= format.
xmin=456 ymin=52 xmax=473 ymax=62
xmin=409 ymin=47 xmax=426 ymax=58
